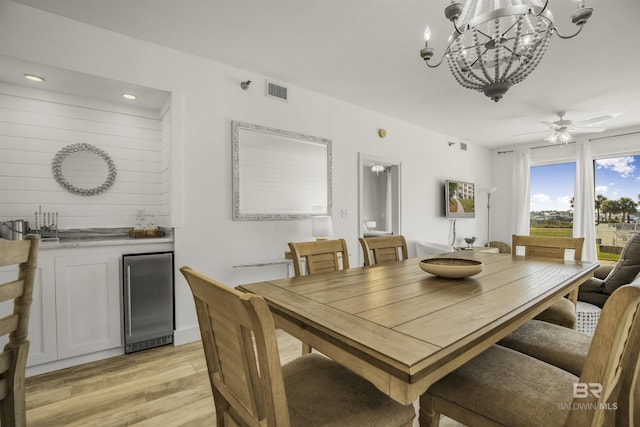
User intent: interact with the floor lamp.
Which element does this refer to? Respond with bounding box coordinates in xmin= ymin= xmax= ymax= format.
xmin=482 ymin=187 xmax=498 ymax=242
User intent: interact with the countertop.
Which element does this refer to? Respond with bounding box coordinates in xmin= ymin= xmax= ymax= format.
xmin=37 ymin=227 xmax=174 ymax=249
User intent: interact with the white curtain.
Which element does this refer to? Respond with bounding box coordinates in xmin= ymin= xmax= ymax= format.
xmin=574 ymin=140 xmax=597 ymax=261
xmin=512 ymin=148 xmax=531 ymax=245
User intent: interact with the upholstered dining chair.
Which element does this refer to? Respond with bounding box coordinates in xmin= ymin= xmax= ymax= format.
xmin=420 ymin=282 xmax=640 ymax=427
xmin=180 ymin=267 xmax=416 ymax=427
xmin=499 ymin=271 xmax=640 ymax=379
xmin=0 ymin=235 xmax=39 ymax=427
xmin=288 ymin=239 xmax=350 ymax=277
xmin=359 ymin=235 xmax=408 ymax=266
xmin=512 ymin=234 xmax=585 ymax=329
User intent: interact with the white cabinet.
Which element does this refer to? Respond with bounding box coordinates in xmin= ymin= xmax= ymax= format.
xmin=54 ymin=255 xmax=121 ymax=359
xmin=0 ymin=257 xmax=57 ymax=366
xmin=23 ymin=239 xmax=173 ymax=375
xmin=25 ymin=256 xmax=58 ymax=366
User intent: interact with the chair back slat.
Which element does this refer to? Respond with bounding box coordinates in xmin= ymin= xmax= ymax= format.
xmin=565 ymin=283 xmax=640 ymax=426
xmin=359 ymin=235 xmax=408 ymax=266
xmin=0 ymin=235 xmax=39 ymax=427
xmin=180 ymin=267 xmax=290 ymax=427
xmin=0 ymin=280 xmax=25 ymax=303
xmin=288 ymin=239 xmax=349 ymax=277
xmin=512 ymin=235 xmax=584 ymax=261
xmin=0 ymin=315 xmax=19 ymax=342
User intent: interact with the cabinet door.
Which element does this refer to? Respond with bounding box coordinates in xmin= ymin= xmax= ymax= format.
xmin=0 ymin=258 xmax=57 ymax=366
xmin=55 ymin=255 xmax=121 ymax=359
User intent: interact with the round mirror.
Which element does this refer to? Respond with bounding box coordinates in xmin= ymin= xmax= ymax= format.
xmin=52 ymin=143 xmax=117 ymax=195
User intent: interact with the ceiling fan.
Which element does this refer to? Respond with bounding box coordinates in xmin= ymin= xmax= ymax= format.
xmin=517 ymin=112 xmax=618 ymax=144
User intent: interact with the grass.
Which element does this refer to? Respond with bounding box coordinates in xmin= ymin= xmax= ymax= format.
xmin=530 ymin=228 xmax=573 ymax=237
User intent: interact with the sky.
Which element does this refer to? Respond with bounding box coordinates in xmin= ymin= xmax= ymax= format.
xmin=530 ymin=154 xmax=640 ymax=211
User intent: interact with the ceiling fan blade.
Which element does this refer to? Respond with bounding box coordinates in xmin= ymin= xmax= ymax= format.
xmin=571 ymin=127 xmax=607 ymax=134
xmin=540 ymin=121 xmax=561 ymax=129
xmin=513 ymin=129 xmax=554 ymax=137
xmin=571 ymin=114 xmax=616 ymax=127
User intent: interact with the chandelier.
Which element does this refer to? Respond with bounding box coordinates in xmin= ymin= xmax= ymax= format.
xmin=419 ymin=0 xmax=593 ymax=102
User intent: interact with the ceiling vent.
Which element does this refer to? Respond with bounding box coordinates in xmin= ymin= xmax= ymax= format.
xmin=266 ymin=80 xmax=288 ymax=102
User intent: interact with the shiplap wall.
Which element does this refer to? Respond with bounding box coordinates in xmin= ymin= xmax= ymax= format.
xmin=0 ymin=83 xmax=168 ymax=229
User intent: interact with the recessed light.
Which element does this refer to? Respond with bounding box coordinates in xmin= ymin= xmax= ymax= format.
xmin=122 ymin=93 xmax=137 ymax=100
xmin=24 ymin=74 xmax=45 ymax=82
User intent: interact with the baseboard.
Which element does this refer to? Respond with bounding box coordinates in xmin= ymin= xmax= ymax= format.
xmin=173 ymin=325 xmax=200 ymax=346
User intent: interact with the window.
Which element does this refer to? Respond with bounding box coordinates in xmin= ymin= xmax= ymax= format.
xmin=594 ymin=155 xmax=640 ymax=261
xmin=530 ymin=162 xmax=576 ymax=238
xmin=530 ymin=155 xmax=639 ymax=261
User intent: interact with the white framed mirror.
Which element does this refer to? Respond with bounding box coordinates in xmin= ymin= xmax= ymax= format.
xmin=52 ymin=143 xmax=117 ymax=196
xmin=232 ymin=121 xmax=332 ymax=220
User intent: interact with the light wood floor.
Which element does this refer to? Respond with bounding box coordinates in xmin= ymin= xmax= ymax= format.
xmin=25 ymin=331 xmax=463 ymax=426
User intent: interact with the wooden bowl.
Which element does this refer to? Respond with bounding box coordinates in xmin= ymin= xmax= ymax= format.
xmin=419 ymin=258 xmax=483 ymax=279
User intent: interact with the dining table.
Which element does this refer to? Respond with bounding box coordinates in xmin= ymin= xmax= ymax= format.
xmin=238 ymin=250 xmax=598 ymax=424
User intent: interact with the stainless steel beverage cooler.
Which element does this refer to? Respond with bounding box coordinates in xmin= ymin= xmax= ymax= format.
xmin=122 ymin=252 xmax=174 ymax=353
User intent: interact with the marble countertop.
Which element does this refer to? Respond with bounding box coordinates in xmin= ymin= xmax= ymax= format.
xmin=37 ymin=227 xmax=174 ymax=249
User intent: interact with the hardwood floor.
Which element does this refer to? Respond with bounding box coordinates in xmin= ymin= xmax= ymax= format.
xmin=25 ymin=331 xmax=463 ymax=426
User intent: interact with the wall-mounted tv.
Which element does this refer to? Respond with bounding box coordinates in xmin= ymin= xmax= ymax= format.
xmin=445 ymin=180 xmax=475 ymax=218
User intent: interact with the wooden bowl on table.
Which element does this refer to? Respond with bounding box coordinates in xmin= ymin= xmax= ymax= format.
xmin=419 ymin=258 xmax=483 ymax=279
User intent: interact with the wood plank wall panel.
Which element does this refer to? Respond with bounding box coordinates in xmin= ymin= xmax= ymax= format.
xmin=0 ymin=84 xmax=169 ymax=229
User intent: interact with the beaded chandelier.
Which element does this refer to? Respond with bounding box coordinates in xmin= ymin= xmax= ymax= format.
xmin=420 ymin=0 xmax=593 ymax=102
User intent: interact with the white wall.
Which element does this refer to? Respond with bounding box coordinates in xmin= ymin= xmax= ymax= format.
xmin=0 ymin=83 xmax=166 ymax=228
xmin=0 ymin=0 xmax=492 ymax=344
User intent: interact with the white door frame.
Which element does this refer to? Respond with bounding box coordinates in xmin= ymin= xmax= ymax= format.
xmin=358 ymin=152 xmax=402 ymax=243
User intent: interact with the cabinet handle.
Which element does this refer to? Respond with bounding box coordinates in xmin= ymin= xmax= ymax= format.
xmin=126 ymin=265 xmax=132 ymax=337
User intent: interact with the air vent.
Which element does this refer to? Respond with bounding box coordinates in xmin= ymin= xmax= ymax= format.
xmin=266 ymin=80 xmax=288 ymax=101
xmin=460 ymin=142 xmax=468 ymax=151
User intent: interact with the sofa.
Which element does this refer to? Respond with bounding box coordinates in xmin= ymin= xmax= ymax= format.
xmin=578 ymin=232 xmax=640 ymax=308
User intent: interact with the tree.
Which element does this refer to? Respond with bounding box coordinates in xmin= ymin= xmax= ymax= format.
xmin=595 ymin=194 xmax=607 ymax=225
xmin=618 ymin=197 xmax=638 ymax=223
xmin=601 ymin=199 xmax=622 ymax=222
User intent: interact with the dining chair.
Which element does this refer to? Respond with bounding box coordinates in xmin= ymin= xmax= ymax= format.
xmin=359 ymin=235 xmax=408 ymax=266
xmin=512 ymin=234 xmax=585 ymax=328
xmin=179 ymin=266 xmax=416 ymax=427
xmin=487 ymin=240 xmax=511 ymax=254
xmin=498 ymin=270 xmax=640 ymax=379
xmin=0 ymin=235 xmax=40 ymax=427
xmin=288 ymin=238 xmax=350 ymax=354
xmin=288 ymin=239 xmax=349 ymax=277
xmin=420 ymin=282 xmax=640 ymax=427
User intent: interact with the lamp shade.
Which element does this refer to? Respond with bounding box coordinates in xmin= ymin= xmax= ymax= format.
xmin=311 ymin=215 xmax=333 ymax=239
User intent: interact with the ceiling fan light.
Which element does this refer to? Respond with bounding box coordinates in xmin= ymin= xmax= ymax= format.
xmin=558 ymin=131 xmax=574 ymax=144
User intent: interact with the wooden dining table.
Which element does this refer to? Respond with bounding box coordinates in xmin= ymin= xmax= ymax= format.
xmin=238 ymin=250 xmax=598 ymax=420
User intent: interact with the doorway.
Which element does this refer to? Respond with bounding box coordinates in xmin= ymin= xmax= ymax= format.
xmin=358 ymin=153 xmax=402 ymax=240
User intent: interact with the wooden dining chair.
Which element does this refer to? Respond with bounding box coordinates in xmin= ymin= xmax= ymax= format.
xmin=512 ymin=234 xmax=585 ymax=328
xmin=420 ymin=282 xmax=640 ymax=427
xmin=487 ymin=240 xmax=511 ymax=254
xmin=359 ymin=235 xmax=408 ymax=266
xmin=288 ymin=239 xmax=350 ymax=354
xmin=499 ymin=271 xmax=640 ymax=382
xmin=179 ymin=267 xmax=416 ymax=427
xmin=288 ymin=239 xmax=349 ymax=277
xmin=0 ymin=235 xmax=39 ymax=427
